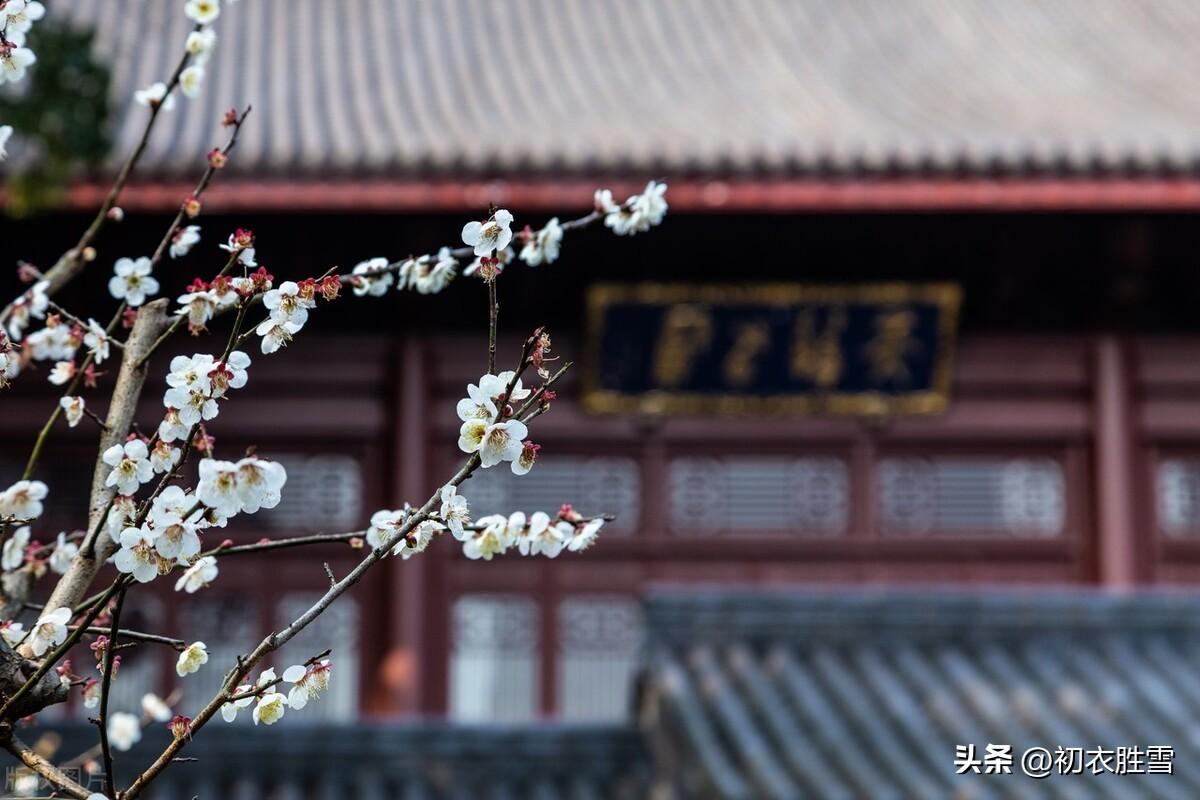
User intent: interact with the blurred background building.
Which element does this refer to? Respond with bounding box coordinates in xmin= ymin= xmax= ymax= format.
xmin=6 ymin=1 xmax=1200 ymax=797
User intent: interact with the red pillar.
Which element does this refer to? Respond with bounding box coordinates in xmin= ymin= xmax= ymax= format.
xmin=1092 ymin=334 xmax=1142 ymax=587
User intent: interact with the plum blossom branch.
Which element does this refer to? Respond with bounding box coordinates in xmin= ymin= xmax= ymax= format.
xmin=0 ymin=24 xmax=202 ymax=328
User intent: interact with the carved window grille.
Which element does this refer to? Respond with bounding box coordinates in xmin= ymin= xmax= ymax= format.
xmin=557 ymin=596 xmax=642 ymax=721
xmin=1158 ymin=459 xmax=1200 ymax=536
xmin=668 ymin=457 xmax=849 ymax=535
xmin=449 ymin=595 xmax=539 ymax=721
xmin=879 ymin=457 xmax=1065 ymax=536
xmin=259 ymin=454 xmax=362 ymax=531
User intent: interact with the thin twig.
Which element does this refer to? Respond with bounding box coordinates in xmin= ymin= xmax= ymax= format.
xmin=97 ymin=586 xmax=126 ymax=799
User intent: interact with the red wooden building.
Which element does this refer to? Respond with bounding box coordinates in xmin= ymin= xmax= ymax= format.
xmin=6 ymin=0 xmax=1200 ymax=729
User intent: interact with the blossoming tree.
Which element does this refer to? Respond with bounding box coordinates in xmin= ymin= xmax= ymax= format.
xmin=0 ymin=2 xmax=666 ymax=797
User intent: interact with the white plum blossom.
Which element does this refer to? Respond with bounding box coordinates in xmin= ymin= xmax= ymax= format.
xmin=1 ymin=525 xmax=30 ymax=570
xmin=512 ymin=440 xmax=539 ymax=476
xmin=102 ymin=439 xmax=154 ymax=495
xmin=114 ymin=526 xmax=163 ymax=583
xmin=366 ymin=508 xmax=405 ymax=550
xmin=24 ymin=317 xmax=76 ymax=361
xmin=59 ymin=395 xmax=85 ymax=428
xmin=184 ymin=0 xmax=220 ymax=24
xmin=1 ymin=479 xmax=48 ymax=521
xmin=461 ymin=209 xmax=514 ymax=256
xmin=175 ymin=555 xmax=218 ymax=593
xmin=0 ymin=42 xmax=36 ymax=84
xmin=412 ymin=251 xmax=458 ymax=294
xmin=395 ymin=519 xmax=441 ymax=559
xmin=462 ymin=514 xmax=511 ymax=561
xmin=48 ymin=532 xmax=78 ymax=574
xmin=350 ymin=257 xmax=393 ymax=296
xmin=0 ymin=125 xmax=11 ymax=160
xmin=4 ymin=280 xmax=48 ymax=340
xmin=283 ymin=659 xmax=331 ymax=709
xmin=141 ymin=692 xmax=173 ymax=722
xmin=179 ymin=64 xmax=204 ymax=98
xmin=185 ymin=28 xmax=217 ymax=62
xmin=196 ymin=458 xmax=241 ymax=516
xmin=158 ymin=408 xmax=190 ymax=443
xmin=166 ymin=353 xmax=215 ymax=393
xmin=162 ymin=383 xmax=218 ymax=427
xmin=472 ymin=419 xmax=528 ymax=468
xmin=519 ymin=217 xmax=563 ymax=266
xmin=107 ymin=712 xmax=141 ymax=751
xmin=438 ymin=484 xmax=470 ymax=539
xmin=0 ymin=621 xmax=24 ymax=648
xmin=108 ymin=257 xmax=159 ymax=306
xmin=219 ymin=231 xmax=257 ymax=267
xmin=568 ymin=518 xmax=604 ymax=552
xmin=220 ymin=683 xmax=255 ymax=722
xmin=83 ymin=318 xmax=111 ymax=363
xmin=517 ymin=511 xmax=564 ymax=558
xmin=600 ymin=181 xmax=668 ymax=235
xmin=149 ymin=439 xmax=181 ymax=474
xmin=250 ymin=668 xmax=287 ymax=725
xmin=233 ymin=456 xmax=286 ymax=513
xmin=170 ymin=225 xmax=201 ymax=258
xmin=29 ymin=606 xmax=70 ymax=657
xmin=464 ymin=245 xmax=514 ymax=279
xmin=253 ymin=690 xmax=288 ymax=725
xmin=153 ymin=514 xmax=201 ymax=563
xmin=1 ymin=1 xmax=45 ymax=46
xmin=105 ymin=495 xmax=137 ymax=544
xmin=176 ymin=641 xmax=209 ymax=676
xmin=263 ymin=281 xmax=312 ymax=328
xmin=256 ymin=318 xmax=301 ymax=354
xmin=175 ymin=288 xmax=217 ymax=333
xmin=134 ymin=81 xmax=175 ymax=110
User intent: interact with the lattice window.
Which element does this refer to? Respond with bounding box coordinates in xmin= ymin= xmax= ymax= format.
xmin=176 ymin=595 xmax=259 ymax=720
xmin=275 ymin=592 xmax=359 ymax=721
xmin=1157 ymin=459 xmax=1200 ymax=536
xmin=449 ymin=595 xmax=538 ymax=722
xmin=458 ymin=456 xmax=639 ymax=535
xmin=879 ymin=457 xmax=1065 ymax=536
xmin=668 ymin=457 xmax=849 ymax=535
xmin=259 ymin=454 xmax=363 ymax=531
xmin=557 ymin=596 xmax=642 ymax=721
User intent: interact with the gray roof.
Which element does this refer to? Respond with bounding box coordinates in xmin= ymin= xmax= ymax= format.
xmin=21 ymin=723 xmax=648 ymax=799
xmin=48 ymin=0 xmax=1200 ymax=178
xmin=639 ymin=590 xmax=1200 ymax=800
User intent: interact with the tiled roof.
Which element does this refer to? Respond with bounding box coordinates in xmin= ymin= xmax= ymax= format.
xmin=46 ymin=0 xmax=1200 ymax=179
xmin=19 ymin=723 xmax=649 ymax=798
xmin=639 ymin=590 xmax=1200 ymax=799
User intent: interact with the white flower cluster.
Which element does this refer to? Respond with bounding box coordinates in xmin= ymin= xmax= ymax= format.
xmin=0 ymin=481 xmax=78 ymax=575
xmin=456 ymin=505 xmax=604 ymax=561
xmin=456 ymin=371 xmax=538 ymax=472
xmin=133 ymin=0 xmax=221 ymax=109
xmin=3 ymin=279 xmax=47 ymax=341
xmin=365 ymin=486 xmax=604 ymax=563
xmin=220 ymin=659 xmax=332 ymax=725
xmin=0 ymin=1 xmax=42 ymax=85
xmin=257 ymin=280 xmax=313 ymax=354
xmin=161 ymin=350 xmax=250 ymax=432
xmin=595 ymin=180 xmax=669 ymax=235
xmin=109 ymin=455 xmax=285 ymax=586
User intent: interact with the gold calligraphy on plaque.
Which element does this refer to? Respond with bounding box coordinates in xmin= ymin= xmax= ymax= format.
xmin=790 ymin=306 xmax=846 ymax=388
xmin=651 ymin=304 xmax=713 ymax=388
xmin=864 ymin=308 xmax=922 ymax=384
